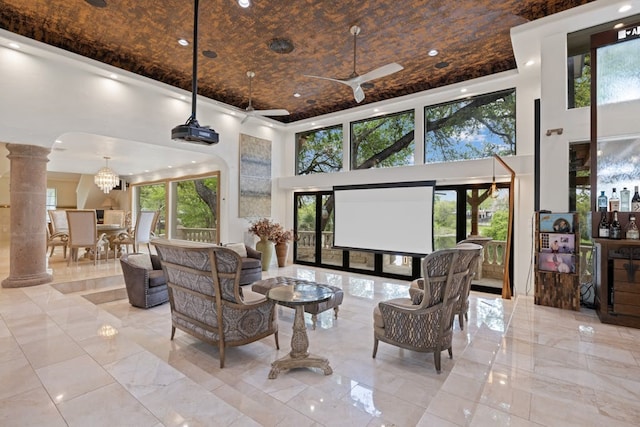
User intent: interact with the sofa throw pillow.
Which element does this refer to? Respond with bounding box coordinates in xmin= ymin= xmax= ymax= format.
xmin=126 ymin=253 xmax=153 ymax=270
xmin=225 ymin=243 xmax=247 ymax=258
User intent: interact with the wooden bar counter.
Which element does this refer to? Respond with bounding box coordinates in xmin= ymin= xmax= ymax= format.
xmin=594 ymin=238 xmax=640 ymax=329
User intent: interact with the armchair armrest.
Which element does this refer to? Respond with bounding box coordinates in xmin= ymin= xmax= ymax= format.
xmin=50 ymin=231 xmax=69 ymax=241
xmin=120 ymin=258 xmax=150 ymax=284
xmin=245 ymin=245 xmax=262 ymax=261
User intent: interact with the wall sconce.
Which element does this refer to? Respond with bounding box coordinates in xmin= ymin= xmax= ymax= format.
xmin=546 ymin=128 xmax=564 ymax=136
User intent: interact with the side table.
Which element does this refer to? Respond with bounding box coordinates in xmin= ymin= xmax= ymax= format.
xmin=266 ymin=282 xmax=334 ymax=379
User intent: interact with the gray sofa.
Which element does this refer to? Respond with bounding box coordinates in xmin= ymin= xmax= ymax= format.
xmin=238 ymin=245 xmax=262 ymax=285
xmin=119 ymin=253 xmax=169 ymax=308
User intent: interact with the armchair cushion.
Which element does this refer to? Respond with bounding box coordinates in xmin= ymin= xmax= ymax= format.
xmin=126 ymin=253 xmax=153 ymax=270
xmin=225 ymin=242 xmax=248 ymax=258
xmin=148 ymin=270 xmax=167 ymax=287
xmin=409 ymin=278 xmax=425 ymax=305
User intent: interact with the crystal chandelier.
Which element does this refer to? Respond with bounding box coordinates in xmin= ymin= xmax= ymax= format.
xmin=94 ymin=156 xmax=119 ymax=194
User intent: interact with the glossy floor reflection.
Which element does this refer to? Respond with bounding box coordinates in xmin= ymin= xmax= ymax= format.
xmin=1 ymin=243 xmax=639 ymax=426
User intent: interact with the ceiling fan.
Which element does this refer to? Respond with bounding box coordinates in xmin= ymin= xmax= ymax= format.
xmin=304 ymin=25 xmax=403 ymax=103
xmin=241 ymin=71 xmax=289 ymax=124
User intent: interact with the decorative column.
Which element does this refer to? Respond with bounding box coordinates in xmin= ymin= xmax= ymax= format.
xmin=2 ymin=143 xmax=53 ymax=288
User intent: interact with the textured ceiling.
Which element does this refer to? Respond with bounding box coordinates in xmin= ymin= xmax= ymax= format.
xmin=0 ymin=0 xmax=594 ymax=123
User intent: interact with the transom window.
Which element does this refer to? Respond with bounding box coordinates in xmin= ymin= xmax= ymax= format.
xmin=424 ymin=88 xmax=516 ymax=163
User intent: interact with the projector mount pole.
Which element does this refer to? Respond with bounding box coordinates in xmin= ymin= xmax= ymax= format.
xmin=187 ymin=0 xmax=199 ymax=126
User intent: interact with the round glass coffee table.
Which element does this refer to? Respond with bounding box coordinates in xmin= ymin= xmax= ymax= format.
xmin=266 ymin=282 xmax=334 ymax=379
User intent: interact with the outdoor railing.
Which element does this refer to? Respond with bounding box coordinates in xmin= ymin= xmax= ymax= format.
xmin=175 ymin=226 xmax=216 ymax=243
xmin=293 ymin=231 xmax=596 ymax=283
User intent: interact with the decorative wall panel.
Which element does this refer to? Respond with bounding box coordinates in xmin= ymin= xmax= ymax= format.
xmin=239 ymin=134 xmax=271 ymax=218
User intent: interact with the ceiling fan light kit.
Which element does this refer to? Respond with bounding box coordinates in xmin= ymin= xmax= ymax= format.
xmin=304 ymin=25 xmax=403 ymax=103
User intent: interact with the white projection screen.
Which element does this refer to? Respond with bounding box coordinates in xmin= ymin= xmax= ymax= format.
xmin=333 ymin=181 xmax=435 ymax=256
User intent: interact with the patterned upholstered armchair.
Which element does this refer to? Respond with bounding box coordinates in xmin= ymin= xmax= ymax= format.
xmin=373 ymin=247 xmax=473 ymax=373
xmin=153 ymin=239 xmax=279 ymax=368
xmin=409 ymin=242 xmax=483 ymax=330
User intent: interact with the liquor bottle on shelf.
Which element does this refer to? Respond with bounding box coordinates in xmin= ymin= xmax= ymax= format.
xmin=598 ymin=191 xmax=608 ymax=212
xmin=609 ymin=188 xmax=620 ymax=212
xmin=632 ymin=186 xmax=640 ymax=212
xmin=610 ymin=211 xmax=622 ymax=240
xmin=620 ymin=187 xmax=631 ymax=211
xmin=626 ymin=215 xmax=639 ymax=240
xmin=598 ymin=211 xmax=610 ymax=238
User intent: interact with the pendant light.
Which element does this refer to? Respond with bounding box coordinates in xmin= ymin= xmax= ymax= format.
xmin=94 ymin=156 xmax=119 ymax=194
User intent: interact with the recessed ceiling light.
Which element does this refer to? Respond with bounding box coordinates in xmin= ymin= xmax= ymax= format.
xmin=168 ymin=165 xmax=172 ymax=168
xmin=178 ymin=38 xmax=189 ymax=46
xmin=373 ymin=108 xmax=379 ymax=112
xmin=525 ymin=59 xmax=535 ymax=67
xmin=428 ymin=49 xmax=438 ymax=57
xmin=230 ymin=111 xmax=236 ymax=116
xmin=144 ymin=170 xmax=150 ymax=173
xmin=267 ymin=38 xmax=294 ymax=54
xmin=461 ymin=88 xmax=468 ymax=93
xmin=619 ymin=5 xmax=632 ymax=13
xmin=180 ymin=95 xmax=186 ymax=100
xmin=293 ymin=92 xmax=301 ymax=98
xmin=238 ymin=0 xmax=250 ymax=8
xmin=191 ymin=160 xmax=196 ymax=163
xmin=614 ymin=23 xmax=625 ymax=29
xmin=8 ymin=42 xmax=20 ymax=49
xmin=55 ymin=139 xmax=62 ymax=144
xmin=109 ymin=73 xmax=118 ymax=79
xmin=269 ymin=124 xmax=274 ymax=128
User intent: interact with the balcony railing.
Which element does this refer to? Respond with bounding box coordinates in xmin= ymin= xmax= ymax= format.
xmin=295 ymin=231 xmax=594 ymax=284
xmin=175 ymin=226 xmax=216 ymax=243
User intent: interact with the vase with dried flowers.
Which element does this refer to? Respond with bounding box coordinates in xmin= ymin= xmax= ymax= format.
xmin=273 ymin=227 xmax=293 ymax=267
xmin=248 ymin=218 xmax=279 ymax=270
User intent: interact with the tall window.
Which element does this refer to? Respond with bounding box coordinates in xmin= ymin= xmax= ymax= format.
xmin=173 ymin=175 xmax=219 ymax=243
xmin=137 ymin=183 xmax=166 ymax=237
xmin=45 ymin=188 xmax=57 ymax=211
xmin=45 ymin=188 xmax=57 ymax=221
xmin=424 ymin=88 xmax=516 ymax=163
xmin=350 ymin=110 xmax=415 ymax=170
xmin=568 ymin=53 xmax=591 ymax=109
xmin=296 ymin=125 xmax=343 ymax=175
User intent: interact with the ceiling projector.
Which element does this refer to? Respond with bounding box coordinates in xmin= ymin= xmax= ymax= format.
xmin=171 ymin=122 xmax=219 ymax=145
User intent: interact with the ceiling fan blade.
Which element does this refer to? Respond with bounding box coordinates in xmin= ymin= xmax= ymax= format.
xmin=253 ymin=109 xmax=290 ymax=116
xmin=304 ymin=74 xmax=352 ymax=86
xmin=353 ymin=85 xmax=365 ymax=103
xmin=355 ymin=62 xmax=403 ymax=83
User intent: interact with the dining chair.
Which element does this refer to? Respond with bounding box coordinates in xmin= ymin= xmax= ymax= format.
xmin=66 ymin=209 xmax=109 ymax=265
xmin=46 ymin=223 xmax=68 ymax=259
xmin=48 ymin=209 xmax=69 ymax=234
xmin=103 ymin=209 xmax=126 ymax=227
xmin=116 ymin=210 xmax=158 ymax=254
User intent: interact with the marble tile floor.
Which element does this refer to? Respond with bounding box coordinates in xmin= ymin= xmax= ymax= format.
xmin=1 ymin=244 xmax=640 ymax=426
